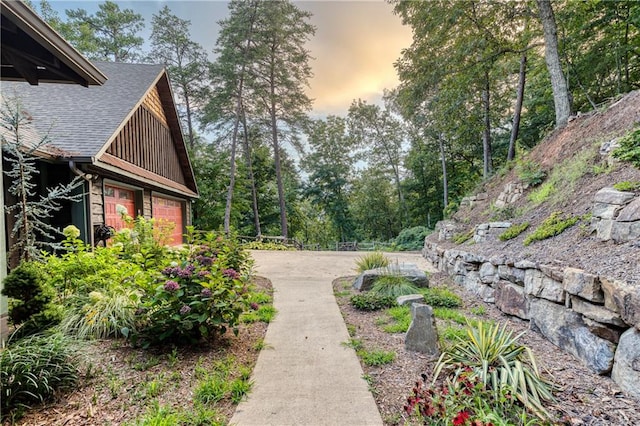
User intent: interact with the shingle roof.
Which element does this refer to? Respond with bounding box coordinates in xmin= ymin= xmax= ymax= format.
xmin=1 ymin=61 xmax=164 ymax=158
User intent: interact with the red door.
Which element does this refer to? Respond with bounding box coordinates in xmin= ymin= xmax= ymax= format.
xmin=152 ymin=195 xmax=184 ymax=245
xmin=104 ymin=185 xmax=135 ymax=231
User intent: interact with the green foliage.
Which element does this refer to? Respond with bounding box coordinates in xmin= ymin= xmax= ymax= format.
xmin=355 ymin=252 xmax=390 ymax=272
xmin=499 ymin=222 xmax=530 ymax=241
xmin=381 ymin=305 xmax=411 ymax=333
xmin=523 ymin=212 xmax=580 ymax=246
xmin=194 ymin=375 xmax=228 ymax=405
xmin=443 ymin=201 xmax=460 ymax=219
xmin=452 ymin=228 xmax=474 ymax=245
xmin=394 ymin=226 xmax=430 ymax=251
xmin=350 ymin=293 xmax=396 ymax=311
xmin=131 ymin=231 xmax=252 ymax=347
xmin=242 ymin=241 xmax=293 ymax=251
xmin=370 ymin=275 xmax=420 ymax=298
xmin=433 ymin=321 xmax=554 ymax=420
xmin=421 ymin=287 xmax=462 ymax=308
xmin=613 ymin=180 xmax=640 ymax=192
xmin=517 ymin=160 xmax=546 ymax=187
xmin=528 ymin=182 xmax=555 ymax=204
xmin=359 ymin=349 xmax=396 ymax=366
xmin=1 ymin=333 xmax=80 ymax=418
xmin=111 ymin=214 xmax=173 ymax=270
xmin=612 ymin=128 xmax=640 ymax=168
xmin=2 ymin=262 xmax=61 ymax=335
xmin=433 ymin=308 xmax=468 ymax=325
xmin=471 ymin=306 xmax=487 ymax=316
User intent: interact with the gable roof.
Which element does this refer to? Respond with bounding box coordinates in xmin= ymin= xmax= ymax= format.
xmin=0 ymin=0 xmax=106 ymax=86
xmin=1 ymin=61 xmax=198 ymax=198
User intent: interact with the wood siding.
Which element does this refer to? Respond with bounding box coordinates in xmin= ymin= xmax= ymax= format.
xmin=91 ymin=178 xmax=105 ymax=226
xmin=107 ymin=104 xmax=186 ymax=185
xmin=142 ymin=86 xmax=168 ymax=126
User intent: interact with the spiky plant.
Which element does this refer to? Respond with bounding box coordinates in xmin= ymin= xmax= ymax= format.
xmin=370 ymin=275 xmax=420 ymax=298
xmin=355 ymin=252 xmax=389 ymax=273
xmin=433 ymin=321 xmax=554 ymax=420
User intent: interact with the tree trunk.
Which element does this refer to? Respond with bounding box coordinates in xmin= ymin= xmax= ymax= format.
xmin=240 ymin=103 xmax=262 ymax=236
xmin=508 ymin=53 xmax=527 ymax=162
xmin=223 ymin=71 xmax=246 ymax=235
xmin=270 ymin=80 xmax=288 ymax=238
xmin=482 ymin=70 xmax=492 ymax=179
xmin=438 ymin=135 xmax=448 ymax=211
xmin=183 ymin=88 xmax=195 ymax=150
xmin=536 ymin=0 xmax=571 ymax=128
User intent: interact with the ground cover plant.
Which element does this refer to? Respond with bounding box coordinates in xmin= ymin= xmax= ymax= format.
xmin=0 ymin=220 xmax=271 ymax=423
xmin=355 ymin=252 xmax=390 ymax=272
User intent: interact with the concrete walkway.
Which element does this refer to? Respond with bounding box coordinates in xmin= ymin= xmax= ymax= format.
xmin=230 ymin=250 xmax=433 ymax=426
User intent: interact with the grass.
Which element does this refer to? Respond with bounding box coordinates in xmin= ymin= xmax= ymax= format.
xmin=433 ymin=307 xmax=468 ymax=325
xmin=359 ymin=349 xmax=396 ymax=366
xmin=370 ymin=274 xmax=420 ymax=297
xmin=381 ymin=305 xmax=412 ymax=333
xmin=421 ymin=287 xmax=462 ymax=308
xmin=355 ymin=252 xmax=389 ymax=273
xmin=523 ymin=211 xmax=581 ymax=246
xmin=499 ymin=222 xmax=530 ymax=241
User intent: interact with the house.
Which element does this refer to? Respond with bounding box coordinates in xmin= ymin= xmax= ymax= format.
xmin=2 ymin=61 xmax=199 ymax=247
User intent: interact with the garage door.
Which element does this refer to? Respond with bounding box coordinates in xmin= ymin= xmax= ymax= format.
xmin=104 ymin=184 xmax=135 ymax=231
xmin=152 ymin=195 xmax=184 ymax=245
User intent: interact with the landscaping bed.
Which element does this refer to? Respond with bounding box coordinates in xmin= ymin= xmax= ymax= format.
xmin=334 ymin=271 xmax=640 ymax=425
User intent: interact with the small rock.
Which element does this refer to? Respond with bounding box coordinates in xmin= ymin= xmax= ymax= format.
xmin=405 ymin=303 xmax=440 ymax=356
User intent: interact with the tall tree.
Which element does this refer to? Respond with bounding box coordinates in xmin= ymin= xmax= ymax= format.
xmin=536 ymin=0 xmax=571 ymax=128
xmin=65 ymin=1 xmax=145 ymax=62
xmin=248 ymin=0 xmax=315 ymax=238
xmin=150 ymin=6 xmax=211 ymax=149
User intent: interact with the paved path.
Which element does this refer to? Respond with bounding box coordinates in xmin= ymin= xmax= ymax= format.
xmin=230 ymin=250 xmax=434 ymax=426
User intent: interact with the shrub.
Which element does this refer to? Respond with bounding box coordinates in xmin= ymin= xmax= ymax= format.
xmin=523 ymin=211 xmax=580 ymax=246
xmin=111 ymin=215 xmax=173 ymax=270
xmin=421 ymin=287 xmax=462 ymax=308
xmin=613 ymin=180 xmax=640 ymax=192
xmin=350 ymin=293 xmax=396 ymax=311
xmin=355 ymin=252 xmax=389 ymax=272
xmin=499 ymin=222 xmax=530 ymax=241
xmin=528 ymin=181 xmax=555 ymax=204
xmin=381 ymin=306 xmax=411 ymax=333
xmin=612 ymin=127 xmax=640 ymax=168
xmin=242 ymin=241 xmax=293 ymax=250
xmin=1 ymin=333 xmax=80 ymax=418
xmin=452 ymin=229 xmax=474 ymax=245
xmin=395 ymin=226 xmax=430 ymax=251
xmin=370 ymin=275 xmax=420 ymax=298
xmin=433 ymin=321 xmax=554 ymax=419
xmin=2 ymin=262 xmax=62 ymax=336
xmin=517 ymin=159 xmax=546 ymax=186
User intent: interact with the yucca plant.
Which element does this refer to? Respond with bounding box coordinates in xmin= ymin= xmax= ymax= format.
xmin=433 ymin=321 xmax=554 ymax=420
xmin=355 ymin=252 xmax=389 ymax=273
xmin=370 ymin=275 xmax=420 ymax=298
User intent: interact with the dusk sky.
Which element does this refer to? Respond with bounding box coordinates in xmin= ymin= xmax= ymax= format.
xmin=47 ymin=0 xmax=412 ymax=117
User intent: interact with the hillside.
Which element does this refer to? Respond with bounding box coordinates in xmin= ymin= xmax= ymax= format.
xmin=437 ymin=90 xmax=640 ymax=283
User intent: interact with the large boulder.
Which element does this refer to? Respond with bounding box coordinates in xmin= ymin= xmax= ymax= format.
xmin=529 ymin=298 xmax=616 ymax=375
xmin=524 ymin=269 xmax=565 ymax=303
xmin=611 ymin=328 xmax=640 ymax=399
xmin=405 ymin=303 xmax=440 ymax=356
xmin=563 ymin=267 xmax=604 ymax=303
xmin=353 ymin=263 xmax=429 ymax=292
xmin=495 ymin=280 xmax=529 ymax=320
xmin=600 ymin=277 xmax=640 ymax=328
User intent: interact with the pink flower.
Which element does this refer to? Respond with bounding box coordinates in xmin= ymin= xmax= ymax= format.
xmin=453 ymin=410 xmax=470 ymax=426
xmin=164 ymin=280 xmax=180 ymax=292
xmin=222 ymin=268 xmax=240 ymax=279
xmin=179 ymin=305 xmax=191 ymax=315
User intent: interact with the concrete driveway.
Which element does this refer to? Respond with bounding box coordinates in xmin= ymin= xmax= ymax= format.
xmin=230 ymin=250 xmax=433 ymax=426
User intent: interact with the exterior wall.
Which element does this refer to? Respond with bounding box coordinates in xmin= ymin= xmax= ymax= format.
xmin=90 ymin=177 xmax=105 ymax=227
xmin=143 ymin=189 xmax=152 ymax=218
xmin=142 ymin=85 xmax=168 ymax=126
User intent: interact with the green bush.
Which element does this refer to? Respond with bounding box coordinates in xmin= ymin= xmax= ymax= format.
xmin=2 ymin=262 xmax=62 ymax=335
xmin=433 ymin=321 xmax=554 ymax=420
xmin=452 ymin=229 xmax=474 ymax=245
xmin=359 ymin=349 xmax=396 ymax=366
xmin=242 ymin=241 xmax=293 ymax=250
xmin=1 ymin=333 xmax=80 ymax=419
xmin=111 ymin=215 xmax=173 ymax=270
xmin=523 ymin=211 xmax=580 ymax=246
xmin=350 ymin=293 xmax=396 ymax=311
xmin=130 ymin=231 xmax=252 ymax=347
xmin=613 ymin=180 xmax=640 ymax=192
xmin=355 ymin=252 xmax=389 ymax=272
xmin=421 ymin=287 xmax=462 ymax=308
xmin=394 ymin=226 xmax=430 ymax=251
xmin=370 ymin=275 xmax=420 ymax=298
xmin=499 ymin=222 xmax=530 ymax=241
xmin=613 ymin=128 xmax=640 ymax=168
xmin=517 ymin=159 xmax=546 ymax=186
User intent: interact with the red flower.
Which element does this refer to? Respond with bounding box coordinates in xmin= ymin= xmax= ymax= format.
xmin=453 ymin=410 xmax=470 ymax=426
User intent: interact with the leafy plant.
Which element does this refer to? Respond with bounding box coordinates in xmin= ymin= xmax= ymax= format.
xmin=381 ymin=305 xmax=411 ymax=333
xmin=523 ymin=211 xmax=580 ymax=246
xmin=194 ymin=374 xmax=228 ymax=404
xmin=517 ymin=159 xmax=546 ymax=186
xmin=499 ymin=222 xmax=530 ymax=241
xmin=433 ymin=321 xmax=554 ymax=419
xmin=1 ymin=333 xmax=81 ymax=418
xmin=242 ymin=240 xmax=293 ymax=250
xmin=394 ymin=226 xmax=430 ymax=251
xmin=433 ymin=307 xmax=468 ymax=325
xmin=355 ymin=252 xmax=389 ymax=272
xmin=528 ymin=182 xmax=555 ymax=204
xmin=613 ymin=180 xmax=640 ymax=192
xmin=359 ymin=349 xmax=396 ymax=366
xmin=370 ymin=275 xmax=420 ymax=298
xmin=2 ymin=262 xmax=62 ymax=336
xmin=421 ymin=287 xmax=462 ymax=308
xmin=612 ymin=127 xmax=640 ymax=168
xmin=230 ymin=377 xmax=253 ymax=403
xmin=452 ymin=228 xmax=474 ymax=244
xmin=350 ymin=293 xmax=396 ymax=311
xmin=111 ymin=214 xmax=173 ymax=270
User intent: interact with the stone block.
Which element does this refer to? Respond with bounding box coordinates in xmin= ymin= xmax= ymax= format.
xmin=582 ymin=318 xmax=624 ymax=344
xmin=488 ymin=222 xmax=512 ymax=229
xmin=610 ymin=221 xmax=640 ymax=242
xmin=353 ymin=263 xmax=429 ymax=292
xmin=529 ymin=298 xmax=616 ymax=375
xmin=593 ymin=218 xmax=614 ymax=240
xmin=405 ymin=303 xmax=440 ymax=356
xmin=617 ymin=197 xmax=640 ymax=222
xmin=515 ymin=260 xmax=537 ymax=269
xmin=540 ymin=264 xmax=564 ymax=282
xmin=611 ymin=328 xmax=640 ymax=399
xmin=563 ymin=267 xmax=604 ymax=303
xmin=495 ymin=281 xmax=529 ymax=319
xmin=397 ymin=294 xmax=425 ymax=306
xmin=479 ymin=262 xmax=497 ymax=284
xmin=524 ymin=269 xmax=565 ymax=303
xmin=570 ymin=296 xmax=626 ymax=327
xmin=593 ymin=187 xmax=635 ymax=205
xmin=498 ymin=265 xmax=525 ymax=285
xmin=592 ymin=202 xmax=622 ymax=219
xmin=600 ymin=277 xmax=640 ymax=328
